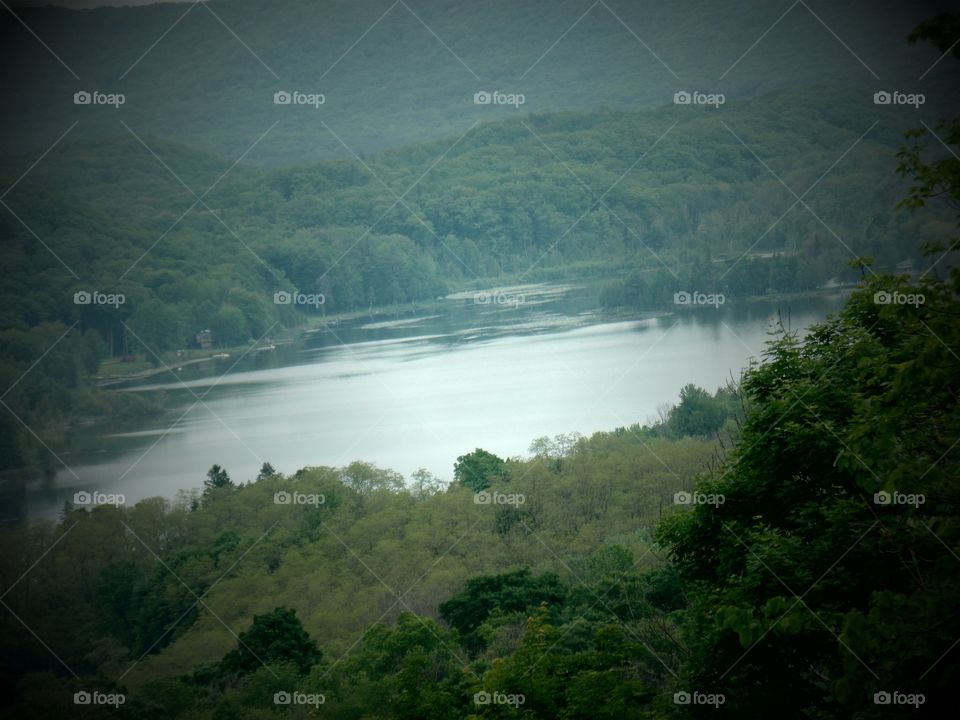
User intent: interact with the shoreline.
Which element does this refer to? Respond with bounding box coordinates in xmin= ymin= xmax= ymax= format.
xmin=91 ymin=283 xmax=855 ymax=386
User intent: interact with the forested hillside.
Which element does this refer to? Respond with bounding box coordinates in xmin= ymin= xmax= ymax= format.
xmin=0 ymin=0 xmax=945 ymax=163
xmin=2 ymin=86 xmax=949 ymax=333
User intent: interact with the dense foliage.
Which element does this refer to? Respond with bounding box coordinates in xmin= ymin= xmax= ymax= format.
xmin=659 ymin=270 xmax=960 ymax=718
xmin=0 ymin=407 xmax=720 ymax=718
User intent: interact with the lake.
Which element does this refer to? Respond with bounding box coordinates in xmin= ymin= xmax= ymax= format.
xmin=27 ymin=285 xmax=849 ymax=518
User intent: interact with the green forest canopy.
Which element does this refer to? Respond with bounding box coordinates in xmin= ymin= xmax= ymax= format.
xmin=0 ymin=264 xmax=957 ymax=718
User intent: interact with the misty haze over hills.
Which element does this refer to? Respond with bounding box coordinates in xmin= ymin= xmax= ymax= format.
xmin=0 ymin=0 xmax=953 ymax=164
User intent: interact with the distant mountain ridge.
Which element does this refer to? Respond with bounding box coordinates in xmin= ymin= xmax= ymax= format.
xmin=0 ymin=0 xmax=947 ymax=164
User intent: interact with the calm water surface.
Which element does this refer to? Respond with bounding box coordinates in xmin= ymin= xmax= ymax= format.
xmin=27 ymin=286 xmax=848 ymax=517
